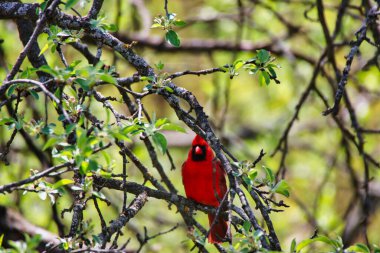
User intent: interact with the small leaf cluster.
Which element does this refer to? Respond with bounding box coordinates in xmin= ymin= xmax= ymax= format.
xmin=151 ymin=13 xmax=186 ymax=47
xmin=189 ymin=228 xmax=207 ymax=247
xmin=290 ymin=235 xmax=380 ymax=253
xmin=229 ymin=221 xmax=268 ymax=253
xmin=6 ymin=61 xmax=117 ymax=100
xmin=0 ymin=234 xmax=41 ymax=253
xmin=40 ymin=25 xmax=83 ymax=56
xmin=37 ymin=0 xmax=81 ymax=13
xmin=223 ymin=50 xmax=280 ymax=86
xmin=89 ymin=14 xmax=118 ymax=32
xmin=139 ymin=115 xmax=186 ymax=154
xmin=22 ymin=178 xmax=74 ymax=204
xmin=233 ymin=162 xmax=290 ymax=198
xmin=58 ymin=220 xmax=99 ymax=251
xmin=142 ymin=62 xmax=173 ymax=93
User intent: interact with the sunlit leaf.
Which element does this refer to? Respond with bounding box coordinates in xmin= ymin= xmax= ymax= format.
xmin=173 ymin=20 xmax=186 ymax=27
xmin=92 ymin=191 xmax=106 ymax=200
xmin=296 ymin=236 xmax=335 ymax=252
xmin=346 ymin=243 xmax=370 ymax=253
xmin=272 ymin=180 xmax=290 ymax=197
xmin=160 ymin=123 xmax=186 ymax=133
xmin=263 ymin=166 xmax=274 ymax=184
xmin=53 ymin=179 xmax=74 ymax=189
xmin=99 ymin=73 xmax=117 ymax=84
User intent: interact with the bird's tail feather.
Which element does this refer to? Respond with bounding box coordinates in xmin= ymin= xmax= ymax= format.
xmin=208 ymin=213 xmax=228 ymax=243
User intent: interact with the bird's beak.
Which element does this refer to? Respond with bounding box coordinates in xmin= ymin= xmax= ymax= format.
xmin=195 ymin=146 xmax=203 ymax=155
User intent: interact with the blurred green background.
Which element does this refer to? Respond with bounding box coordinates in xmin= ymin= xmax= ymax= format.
xmin=1 ymin=0 xmax=380 ymax=252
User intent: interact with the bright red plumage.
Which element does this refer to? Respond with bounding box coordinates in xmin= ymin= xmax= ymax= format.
xmin=182 ymin=135 xmax=228 ymax=243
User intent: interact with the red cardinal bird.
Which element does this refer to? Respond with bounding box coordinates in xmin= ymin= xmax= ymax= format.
xmin=182 ymin=134 xmax=228 ymax=243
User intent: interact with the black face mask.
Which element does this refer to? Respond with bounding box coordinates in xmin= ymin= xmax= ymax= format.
xmin=191 ymin=145 xmax=207 ymax=161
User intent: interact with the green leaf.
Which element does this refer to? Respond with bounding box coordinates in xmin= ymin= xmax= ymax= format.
xmin=65 ymin=0 xmax=80 ymax=9
xmin=7 ymin=84 xmax=19 ymax=97
xmin=80 ymin=160 xmax=89 ymax=175
xmin=53 ymin=179 xmax=74 ymax=189
xmin=65 ymin=123 xmax=77 ymax=134
xmin=92 ymin=191 xmax=106 ymax=200
xmin=233 ymin=60 xmax=244 ymax=70
xmin=0 ymin=234 xmax=4 ymax=247
xmin=29 ymin=89 xmax=39 ymax=100
xmin=0 ymin=117 xmax=14 ymax=126
xmin=290 ymin=238 xmax=296 ymax=253
xmin=39 ymin=43 xmax=50 ymax=56
xmin=272 ymin=179 xmax=290 ymax=197
xmin=155 ymin=118 xmax=169 ymax=128
xmin=242 ymin=175 xmax=252 ymax=187
xmin=105 ymin=23 xmax=118 ymax=32
xmin=74 ymin=78 xmax=91 ymax=91
xmin=173 ymin=20 xmax=186 ymax=27
xmin=99 ymin=73 xmax=117 ymax=84
xmin=257 ymin=49 xmax=270 ymax=63
xmin=296 ymin=236 xmax=334 ymax=252
xmin=38 ymin=65 xmax=59 ymax=77
xmin=88 ymin=159 xmax=98 ymax=172
xmin=58 ymin=114 xmax=66 ymax=121
xmin=155 ymin=61 xmax=165 ymax=70
xmin=346 ymin=243 xmax=371 ymax=253
xmin=164 ymin=86 xmax=174 ymax=93
xmin=140 ymin=76 xmax=155 ymax=82
xmin=111 ymin=131 xmax=131 ymax=142
xmin=263 ymin=166 xmax=274 ymax=184
xmin=268 ymin=66 xmax=277 ymax=78
xmin=100 ymin=171 xmax=112 ymax=178
xmin=242 ymin=221 xmax=251 ymax=233
xmin=165 ymin=30 xmax=181 ymax=47
xmin=152 ymin=132 xmax=167 ymax=154
xmin=92 ymin=235 xmax=101 ymax=244
xmin=42 ymin=123 xmax=56 ymax=135
xmin=102 ymin=151 xmax=111 ymax=166
xmin=248 ymin=170 xmax=257 ymax=181
xmin=15 ymin=119 xmax=23 ymax=130
xmin=43 ymin=137 xmax=58 ymax=151
xmin=261 ymin=71 xmax=271 ymax=85
xmin=151 ymin=23 xmax=163 ymax=28
xmin=160 ymin=123 xmax=186 ymax=133
xmin=121 ymin=125 xmax=142 ymax=135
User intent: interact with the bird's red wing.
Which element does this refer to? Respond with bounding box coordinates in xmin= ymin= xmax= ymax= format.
xmin=216 ymin=160 xmax=228 ymax=200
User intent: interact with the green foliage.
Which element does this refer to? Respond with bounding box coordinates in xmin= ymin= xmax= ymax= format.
xmin=20 ymin=174 xmax=73 ymax=204
xmin=89 ymin=14 xmax=118 ymax=32
xmin=39 ymin=25 xmax=83 ymax=56
xmin=144 ymin=115 xmax=186 ymax=154
xmin=57 ymin=220 xmax=98 ymax=250
xmin=0 ymin=234 xmax=41 ymax=253
xmin=229 ymin=221 xmax=269 ymax=253
xmin=190 ymin=228 xmax=206 ymax=246
xmin=65 ymin=0 xmax=80 ymax=10
xmin=233 ymin=162 xmax=290 ymax=198
xmin=151 ymin=13 xmax=186 ymax=47
xmin=142 ymin=72 xmax=172 ymax=93
xmin=221 ymin=50 xmax=280 ymax=85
